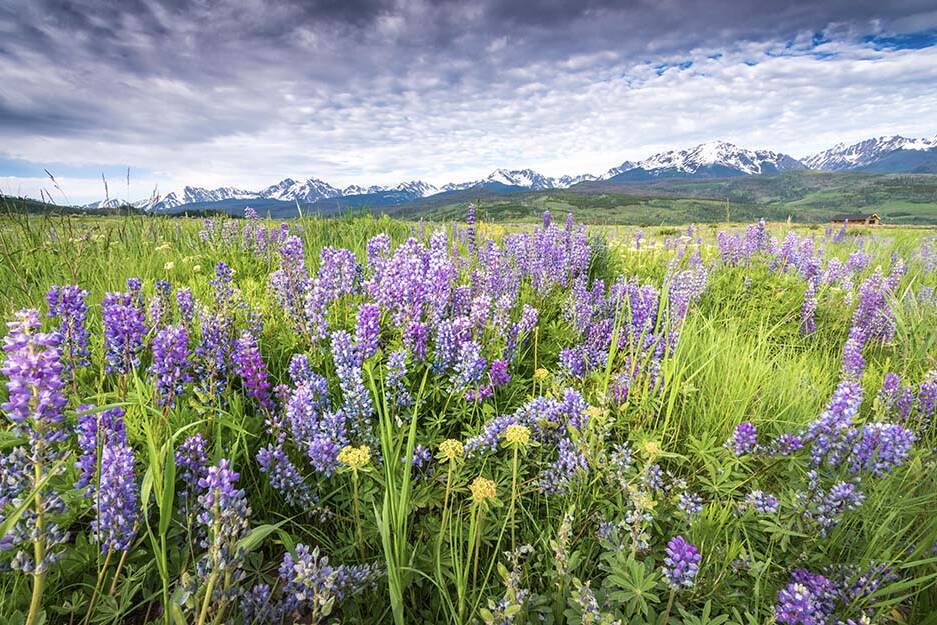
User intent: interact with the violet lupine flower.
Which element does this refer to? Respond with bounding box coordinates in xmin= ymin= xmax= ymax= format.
xmin=176 ymin=288 xmax=195 ymax=327
xmin=775 ymin=569 xmax=836 ymax=625
xmin=539 ymin=437 xmax=589 ymax=495
xmin=149 ymin=324 xmax=192 ymax=408
xmin=234 ymin=330 xmax=273 ymax=411
xmin=678 ymin=491 xmax=703 ymax=517
xmin=256 ymin=444 xmax=321 ymax=512
xmin=731 ymin=422 xmax=758 ymax=455
xmin=466 ymin=202 xmax=477 ymax=256
xmin=149 ymin=279 xmax=173 ymax=329
xmin=210 ymin=262 xmax=235 ymax=314
xmin=797 ymin=471 xmax=865 ymax=534
xmin=355 ymin=303 xmax=381 ymax=362
xmin=285 ymin=382 xmax=349 ymax=476
xmin=877 ymin=373 xmax=915 ymax=420
xmin=451 ymin=340 xmax=487 ymax=394
xmin=849 ymin=422 xmax=915 ymax=477
xmin=742 ymin=490 xmax=779 ymax=514
xmin=331 ymin=330 xmax=372 ymax=422
xmin=176 ymin=433 xmax=209 ymax=513
xmin=917 ymin=371 xmax=937 ymax=423
xmin=489 ymin=359 xmax=511 ymax=388
xmin=386 ymin=349 xmax=412 ymax=408
xmin=805 ymin=379 xmax=864 ymax=469
xmin=75 ymin=406 xmax=127 ymax=489
xmin=1 ymin=309 xmax=69 ymax=573
xmin=195 ymin=459 xmax=251 ymax=585
xmin=126 ymin=277 xmax=144 ymax=310
xmin=403 ymin=320 xmax=429 ymax=361
xmin=46 ymin=284 xmax=91 ymax=375
xmin=771 ymin=433 xmax=805 ymax=456
xmin=841 ymin=326 xmax=867 ymax=380
xmin=193 ymin=313 xmax=233 ymax=400
xmin=801 ymin=279 xmax=818 ymax=335
xmin=102 ymin=292 xmax=147 ymax=375
xmin=662 ymin=535 xmax=702 ymax=590
xmin=90 ymin=442 xmax=139 ymax=552
xmin=270 ymin=236 xmax=311 ymax=333
xmin=287 ymin=353 xmax=314 ymax=385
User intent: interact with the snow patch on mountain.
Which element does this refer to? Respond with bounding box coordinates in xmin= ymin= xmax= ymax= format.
xmin=803 ymin=135 xmax=937 ymax=170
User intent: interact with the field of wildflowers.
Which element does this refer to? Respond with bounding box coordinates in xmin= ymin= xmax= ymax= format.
xmin=0 ymin=208 xmax=936 ymax=625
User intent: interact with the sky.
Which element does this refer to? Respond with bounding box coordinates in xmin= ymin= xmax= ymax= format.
xmin=1 ymin=0 xmax=937 ymax=204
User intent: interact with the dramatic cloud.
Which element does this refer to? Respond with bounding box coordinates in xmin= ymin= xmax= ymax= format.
xmin=1 ymin=0 xmax=936 ymax=202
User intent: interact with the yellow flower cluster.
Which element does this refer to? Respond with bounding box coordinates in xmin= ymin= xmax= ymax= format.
xmin=503 ymin=424 xmax=531 ymax=447
xmin=438 ymin=439 xmax=464 ymax=462
xmin=338 ymin=445 xmax=371 ymax=469
xmin=470 ymin=476 xmax=496 ymax=503
xmin=533 ymin=368 xmax=549 ymax=381
xmin=642 ymin=440 xmax=662 ymax=458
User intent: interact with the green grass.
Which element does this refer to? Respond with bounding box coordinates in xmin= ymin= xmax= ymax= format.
xmin=0 ymin=212 xmax=936 ymax=624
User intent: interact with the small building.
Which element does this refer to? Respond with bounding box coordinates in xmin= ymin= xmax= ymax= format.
xmin=830 ymin=213 xmax=881 ymax=226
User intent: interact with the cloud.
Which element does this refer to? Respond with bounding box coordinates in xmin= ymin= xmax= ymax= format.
xmin=1 ymin=0 xmax=936 ymax=202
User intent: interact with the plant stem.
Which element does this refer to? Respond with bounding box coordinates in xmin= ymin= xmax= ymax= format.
xmin=662 ymin=589 xmax=675 ymax=624
xmin=352 ymin=469 xmax=364 ymax=558
xmin=509 ymin=448 xmax=519 ymax=550
xmin=81 ymin=547 xmax=113 ymax=625
xmin=26 ymin=457 xmax=46 ymax=625
xmin=108 ymin=546 xmax=130 ymax=595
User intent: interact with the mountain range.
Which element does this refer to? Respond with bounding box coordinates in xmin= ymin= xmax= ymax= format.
xmin=83 ymin=135 xmax=937 ymax=212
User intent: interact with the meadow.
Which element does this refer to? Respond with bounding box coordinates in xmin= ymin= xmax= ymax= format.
xmin=0 ymin=208 xmax=936 ymax=625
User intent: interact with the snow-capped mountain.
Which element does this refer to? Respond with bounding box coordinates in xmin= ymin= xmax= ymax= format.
xmin=558 ymin=173 xmax=597 ymax=187
xmin=261 ymin=178 xmax=342 ymax=203
xmin=390 ymin=180 xmax=439 ymax=197
xmin=601 ymin=161 xmax=638 ymax=180
xmin=483 ymin=168 xmax=558 ymax=190
xmin=803 ymin=135 xmax=937 ymax=171
xmin=603 ymin=141 xmax=805 ymax=181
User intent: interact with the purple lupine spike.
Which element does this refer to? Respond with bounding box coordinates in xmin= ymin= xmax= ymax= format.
xmin=1 ymin=309 xmax=70 ymax=573
xmin=355 ymin=303 xmax=381 ymax=363
xmin=46 ymin=284 xmax=91 ymax=376
xmin=234 ymin=330 xmax=273 ymax=411
xmin=149 ymin=279 xmax=173 ymax=329
xmin=176 ymin=288 xmax=195 ymax=327
xmin=103 ymin=292 xmax=147 ymax=375
xmin=75 ymin=406 xmax=127 ymax=489
xmin=195 ymin=459 xmax=250 ymax=586
xmin=662 ymin=535 xmax=702 ymax=590
xmin=256 ymin=444 xmax=321 ymax=512
xmin=330 ymin=330 xmax=372 ymax=422
xmin=386 ymin=349 xmax=412 ymax=408
xmin=731 ymin=422 xmax=758 ymax=455
xmin=90 ymin=442 xmax=139 ymax=552
xmin=149 ymin=324 xmax=192 ymax=408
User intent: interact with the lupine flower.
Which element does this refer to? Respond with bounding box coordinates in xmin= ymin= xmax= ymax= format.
xmin=849 ymin=422 xmax=915 ymax=477
xmin=149 ymin=279 xmax=173 ymax=329
xmin=234 ymin=330 xmax=273 ymax=411
xmin=103 ymin=292 xmax=147 ymax=375
xmin=176 ymin=433 xmax=209 ymax=513
xmin=256 ymin=444 xmax=321 ymax=512
xmin=331 ymin=330 xmax=372 ymax=423
xmin=46 ymin=284 xmax=90 ymax=375
xmin=386 ymin=349 xmax=412 ymax=408
xmin=176 ymin=288 xmax=195 ymax=327
xmin=775 ymin=569 xmax=836 ymax=625
xmin=355 ymin=303 xmax=381 ymax=362
xmin=149 ymin=324 xmax=192 ymax=408
xmin=90 ymin=442 xmax=139 ymax=552
xmin=539 ymin=438 xmax=588 ymax=495
xmin=195 ymin=460 xmax=250 ymax=587
xmin=662 ymin=535 xmax=702 ymax=590
xmin=1 ymin=309 xmax=70 ymax=573
xmin=731 ymin=422 xmax=758 ymax=455
xmin=742 ymin=490 xmax=779 ymax=514
xmin=877 ymin=373 xmax=915 ymax=420
xmin=677 ymin=491 xmax=704 ymax=517
xmin=193 ymin=313 xmax=234 ymax=400
xmin=75 ymin=406 xmax=127 ymax=489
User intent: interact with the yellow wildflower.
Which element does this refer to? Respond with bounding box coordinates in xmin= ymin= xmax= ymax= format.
xmin=438 ymin=439 xmax=464 ymax=462
xmin=338 ymin=445 xmax=371 ymax=470
xmin=642 ymin=440 xmax=662 ymax=458
xmin=164 ymin=261 xmax=175 ymax=271
xmin=503 ymin=424 xmax=531 ymax=447
xmin=469 ymin=476 xmax=496 ymax=503
xmin=533 ymin=368 xmax=549 ymax=381
xmin=192 ymin=265 xmax=202 ymax=273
